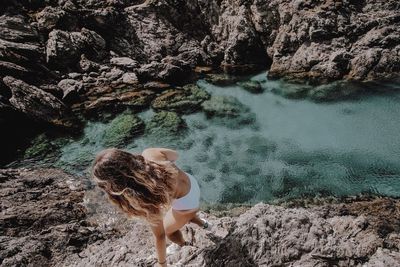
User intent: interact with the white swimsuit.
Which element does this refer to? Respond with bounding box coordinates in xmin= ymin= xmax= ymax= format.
xmin=171 ymin=173 xmax=200 ymax=211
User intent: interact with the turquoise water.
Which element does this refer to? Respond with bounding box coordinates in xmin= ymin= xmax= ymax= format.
xmin=32 ymin=73 xmax=400 ymax=204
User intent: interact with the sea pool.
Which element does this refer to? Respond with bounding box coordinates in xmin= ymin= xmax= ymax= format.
xmin=17 ymin=73 xmax=400 ymax=205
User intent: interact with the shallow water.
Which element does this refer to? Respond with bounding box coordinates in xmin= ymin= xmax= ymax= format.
xmin=24 ymin=73 xmax=400 ymax=204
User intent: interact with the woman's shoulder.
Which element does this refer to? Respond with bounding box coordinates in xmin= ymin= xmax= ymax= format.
xmin=141 ymin=147 xmax=178 ymax=162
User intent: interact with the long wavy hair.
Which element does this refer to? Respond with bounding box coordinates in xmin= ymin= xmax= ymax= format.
xmin=91 ymin=148 xmax=178 ymax=224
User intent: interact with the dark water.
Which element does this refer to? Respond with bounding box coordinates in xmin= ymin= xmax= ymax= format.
xmin=18 ymin=73 xmax=400 ymax=205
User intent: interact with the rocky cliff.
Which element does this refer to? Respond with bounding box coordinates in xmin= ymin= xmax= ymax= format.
xmin=1 ymin=167 xmax=399 ymax=266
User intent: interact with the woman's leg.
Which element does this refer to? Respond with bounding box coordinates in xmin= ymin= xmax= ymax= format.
xmin=163 ymin=208 xmax=199 ymax=246
xmin=190 ymin=214 xmax=205 ymax=227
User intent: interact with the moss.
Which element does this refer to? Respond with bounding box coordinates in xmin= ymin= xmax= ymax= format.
xmin=24 ymin=134 xmax=54 ymax=159
xmin=102 ymin=113 xmax=144 ymax=147
xmin=151 ymin=84 xmax=210 ymax=114
xmin=147 ymin=111 xmax=186 ymax=136
xmin=237 ymin=80 xmax=264 ymax=94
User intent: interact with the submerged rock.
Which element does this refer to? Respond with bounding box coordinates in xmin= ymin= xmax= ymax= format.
xmin=151 ymin=84 xmax=210 ymax=114
xmin=201 ymin=95 xmax=256 ymax=128
xmin=237 ymin=80 xmax=264 ymax=94
xmin=146 ymin=111 xmax=187 ymax=137
xmin=102 ymin=113 xmax=144 ymax=147
xmin=204 ymin=74 xmax=239 ymax=86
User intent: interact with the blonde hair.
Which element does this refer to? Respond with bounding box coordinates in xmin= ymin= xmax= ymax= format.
xmin=91 ymin=148 xmax=177 ymax=224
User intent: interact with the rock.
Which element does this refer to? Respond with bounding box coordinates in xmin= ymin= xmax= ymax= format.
xmin=307 ymin=82 xmax=363 ymax=102
xmin=143 ymin=81 xmax=171 ymax=92
xmin=0 ymin=60 xmax=30 ymax=78
xmin=151 ymin=84 xmax=210 ymax=114
xmin=204 ymin=74 xmax=239 ymax=86
xmin=102 ymin=67 xmax=124 ymax=81
xmin=270 ymin=83 xmax=311 ymax=99
xmin=35 ymin=6 xmax=67 ymax=31
xmin=201 ymin=95 xmax=256 ymax=128
xmin=101 ymin=113 xmax=145 ymax=147
xmin=57 ymin=78 xmax=84 ymax=100
xmin=79 ymin=54 xmax=100 ymax=73
xmin=0 ymin=15 xmax=38 ymax=42
xmin=110 ymin=57 xmax=138 ymax=70
xmin=68 ymin=72 xmax=82 ymax=79
xmin=146 ymin=111 xmax=187 ymax=140
xmin=84 ymin=90 xmax=155 ymax=114
xmin=121 ymin=72 xmax=138 ymax=85
xmin=137 ymin=60 xmax=192 ymax=84
xmin=46 ymin=28 xmax=106 ymax=69
xmin=3 ymin=76 xmax=74 ymax=128
xmin=58 ymin=197 xmax=400 ymax=267
xmin=0 ymin=168 xmax=107 ymax=267
xmin=237 ymin=80 xmax=263 ymax=94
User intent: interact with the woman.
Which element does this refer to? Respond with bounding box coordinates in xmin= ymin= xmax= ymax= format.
xmin=91 ymin=147 xmax=211 ymax=266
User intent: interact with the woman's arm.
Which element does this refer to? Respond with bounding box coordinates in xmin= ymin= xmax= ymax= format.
xmin=150 ymin=221 xmax=167 ymax=266
xmin=142 ymin=148 xmax=179 ymax=162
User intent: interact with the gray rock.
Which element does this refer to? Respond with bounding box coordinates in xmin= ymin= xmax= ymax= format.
xmin=79 ymin=54 xmax=100 ymax=73
xmin=59 ymin=197 xmax=400 ymax=267
xmin=110 ymin=57 xmax=138 ymax=69
xmin=46 ymin=28 xmax=106 ymax=68
xmin=3 ymin=76 xmax=73 ymax=128
xmin=121 ymin=72 xmax=138 ymax=84
xmin=57 ymin=78 xmax=84 ymax=100
xmin=35 ymin=6 xmax=67 ymax=31
xmin=0 ymin=168 xmax=109 ymax=267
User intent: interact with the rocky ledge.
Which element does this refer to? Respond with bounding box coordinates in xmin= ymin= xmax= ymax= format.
xmin=1 ymin=167 xmax=399 ymax=266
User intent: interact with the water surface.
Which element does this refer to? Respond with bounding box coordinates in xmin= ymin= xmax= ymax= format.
xmin=27 ymin=73 xmax=400 ymax=204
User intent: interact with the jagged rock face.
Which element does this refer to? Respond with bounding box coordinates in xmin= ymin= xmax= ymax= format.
xmin=0 ymin=168 xmax=113 ymax=267
xmin=1 ymin=0 xmax=399 ymax=100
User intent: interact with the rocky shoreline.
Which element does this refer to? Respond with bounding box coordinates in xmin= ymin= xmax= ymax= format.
xmin=1 ymin=167 xmax=399 ymax=266
xmin=1 ymin=0 xmax=400 ymax=164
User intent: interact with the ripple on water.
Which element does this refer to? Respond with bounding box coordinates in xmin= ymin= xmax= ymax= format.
xmin=18 ymin=72 xmax=400 ymax=205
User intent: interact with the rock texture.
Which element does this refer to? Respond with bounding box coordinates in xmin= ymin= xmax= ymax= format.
xmin=0 ymin=168 xmax=115 ymax=267
xmin=1 ymin=167 xmax=400 ymax=266
xmin=1 ymin=0 xmax=400 ymax=164
xmin=61 ymin=198 xmax=400 ymax=266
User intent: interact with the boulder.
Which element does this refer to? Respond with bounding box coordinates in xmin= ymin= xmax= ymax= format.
xmin=151 ymin=84 xmax=210 ymax=114
xmin=110 ymin=57 xmax=138 ymax=70
xmin=101 ymin=113 xmax=145 ymax=147
xmin=57 ymin=78 xmax=84 ymax=100
xmin=3 ymin=76 xmax=74 ymax=128
xmin=46 ymin=28 xmax=106 ymax=69
xmin=237 ymin=80 xmax=263 ymax=94
xmin=146 ymin=111 xmax=187 ymax=139
xmin=201 ymin=95 xmax=256 ymax=128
